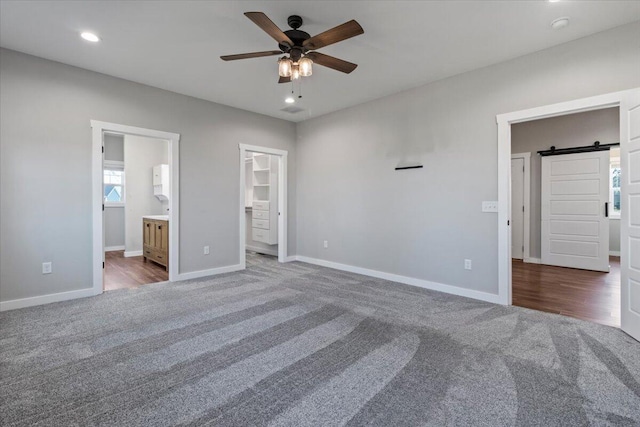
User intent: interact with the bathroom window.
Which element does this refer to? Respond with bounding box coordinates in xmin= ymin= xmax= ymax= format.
xmin=104 ymin=168 xmax=125 ymax=206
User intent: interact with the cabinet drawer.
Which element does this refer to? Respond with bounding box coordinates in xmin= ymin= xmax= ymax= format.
xmin=252 ymin=201 xmax=269 ymax=211
xmin=252 ymin=219 xmax=269 ymax=230
xmin=252 ymin=227 xmax=270 ymax=243
xmin=152 ymin=251 xmax=167 ymax=264
xmin=252 ymin=209 xmax=269 ymax=220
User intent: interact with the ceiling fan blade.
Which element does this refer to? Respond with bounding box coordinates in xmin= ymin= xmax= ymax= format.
xmin=303 ymin=20 xmax=364 ymax=50
xmin=244 ymin=12 xmax=294 ymax=47
xmin=306 ymin=52 xmax=357 ymax=74
xmin=278 ymin=76 xmax=291 ymax=84
xmin=220 ymin=50 xmax=282 ymax=61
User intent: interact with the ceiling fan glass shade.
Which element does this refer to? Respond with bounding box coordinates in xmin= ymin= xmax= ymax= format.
xmin=291 ymin=63 xmax=300 ymax=80
xmin=299 ymin=57 xmax=313 ymax=77
xmin=278 ymin=57 xmax=293 ymax=77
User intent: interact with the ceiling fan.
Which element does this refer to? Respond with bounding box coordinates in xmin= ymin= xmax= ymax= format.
xmin=221 ymin=12 xmax=364 ymax=83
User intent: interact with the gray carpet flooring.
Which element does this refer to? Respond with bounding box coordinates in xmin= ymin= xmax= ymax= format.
xmin=1 ymin=253 xmax=639 ymax=426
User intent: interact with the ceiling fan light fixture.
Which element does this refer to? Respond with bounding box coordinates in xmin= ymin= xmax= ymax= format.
xmin=299 ymin=57 xmax=313 ymax=77
xmin=278 ymin=57 xmax=293 ymax=77
xmin=291 ymin=63 xmax=300 ymax=80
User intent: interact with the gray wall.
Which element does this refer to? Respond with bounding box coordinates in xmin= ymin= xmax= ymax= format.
xmin=511 ymin=108 xmax=620 ymax=258
xmin=104 ymin=134 xmax=125 ymax=249
xmin=124 ymin=135 xmax=168 ymax=254
xmin=0 ymin=47 xmax=296 ymax=302
xmin=104 ymin=133 xmax=124 ymax=162
xmin=105 ymin=207 xmax=125 ymax=248
xmin=610 ymin=218 xmax=621 ymax=254
xmin=295 ymin=22 xmax=640 ymax=295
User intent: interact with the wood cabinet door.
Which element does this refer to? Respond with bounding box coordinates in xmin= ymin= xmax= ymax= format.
xmin=143 ymin=220 xmax=153 ymax=247
xmin=160 ymin=222 xmax=168 ymax=251
xmin=154 ymin=221 xmax=168 ymax=251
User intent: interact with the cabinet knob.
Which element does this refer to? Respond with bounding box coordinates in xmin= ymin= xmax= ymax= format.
xmin=158 ymin=225 xmax=162 ymax=230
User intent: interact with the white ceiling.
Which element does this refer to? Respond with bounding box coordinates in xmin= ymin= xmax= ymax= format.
xmin=1 ymin=1 xmax=639 ymax=122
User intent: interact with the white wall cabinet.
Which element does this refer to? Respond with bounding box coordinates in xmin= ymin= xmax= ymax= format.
xmin=153 ymin=164 xmax=169 ymax=202
xmin=251 ymin=154 xmax=278 ymax=245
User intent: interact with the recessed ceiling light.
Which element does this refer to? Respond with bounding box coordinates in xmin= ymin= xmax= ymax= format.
xmin=551 ymin=17 xmax=570 ymax=30
xmin=80 ymin=32 xmax=100 ymax=42
xmin=549 ymin=0 xmax=560 ymax=3
xmin=285 ymin=97 xmax=295 ymax=104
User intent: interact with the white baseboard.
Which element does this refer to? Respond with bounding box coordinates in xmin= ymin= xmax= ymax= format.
xmin=105 ymin=245 xmax=125 ymax=252
xmin=0 ymin=288 xmax=99 ymax=312
xmin=175 ymin=263 xmax=243 ymax=281
xmin=246 ymin=245 xmax=278 ymax=257
xmin=524 ymin=257 xmax=542 ymax=264
xmin=609 ymin=251 xmax=620 ymax=257
xmin=124 ymin=250 xmax=143 ymax=258
xmin=294 ymin=256 xmax=502 ymax=305
xmin=283 ymin=256 xmax=297 ymax=263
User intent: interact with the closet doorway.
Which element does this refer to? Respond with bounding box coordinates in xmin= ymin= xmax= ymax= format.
xmin=238 ymin=144 xmax=289 ymax=267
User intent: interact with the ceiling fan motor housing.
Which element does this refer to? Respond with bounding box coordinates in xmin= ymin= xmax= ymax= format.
xmin=278 ymin=15 xmax=311 ymax=59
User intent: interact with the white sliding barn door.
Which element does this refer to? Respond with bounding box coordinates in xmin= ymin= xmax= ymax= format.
xmin=621 ymin=89 xmax=640 ymax=342
xmin=541 ymin=151 xmax=610 ymax=272
xmin=511 ymin=158 xmax=525 ymax=259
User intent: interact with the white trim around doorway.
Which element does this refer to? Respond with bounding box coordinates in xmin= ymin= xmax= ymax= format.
xmin=239 ymin=144 xmax=289 ymax=268
xmin=496 ymin=89 xmax=635 ymax=306
xmin=91 ymin=121 xmax=180 ymax=295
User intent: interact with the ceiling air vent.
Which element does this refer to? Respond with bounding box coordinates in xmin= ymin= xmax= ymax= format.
xmin=280 ymin=106 xmax=305 ymax=114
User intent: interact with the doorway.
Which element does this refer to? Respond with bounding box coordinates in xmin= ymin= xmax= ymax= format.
xmin=238 ymin=144 xmax=288 ymax=267
xmin=102 ymin=132 xmax=171 ymax=290
xmin=91 ymin=121 xmax=180 ymax=294
xmin=509 ymin=108 xmax=620 ymax=326
xmin=497 ymin=88 xmax=640 ymax=342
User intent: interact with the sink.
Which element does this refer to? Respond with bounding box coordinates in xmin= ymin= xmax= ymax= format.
xmin=143 ymin=215 xmax=169 ymax=220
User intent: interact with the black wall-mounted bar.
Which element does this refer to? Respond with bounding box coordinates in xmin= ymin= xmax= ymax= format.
xmin=395 ymin=165 xmax=424 ymax=170
xmin=537 ymin=141 xmax=619 ymax=157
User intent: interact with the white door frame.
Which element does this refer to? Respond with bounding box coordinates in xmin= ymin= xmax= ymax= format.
xmin=511 ymin=152 xmax=531 ymax=262
xmin=239 ymin=144 xmax=289 ymax=267
xmin=496 ymin=89 xmax=638 ymax=306
xmin=91 ymin=120 xmax=180 ymax=294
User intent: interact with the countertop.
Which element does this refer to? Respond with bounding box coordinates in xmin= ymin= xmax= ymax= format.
xmin=143 ymin=215 xmax=169 ymax=221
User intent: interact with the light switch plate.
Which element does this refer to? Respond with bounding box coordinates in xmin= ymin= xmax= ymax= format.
xmin=482 ymin=201 xmax=498 ymax=212
xmin=42 ymin=262 xmax=52 ymax=274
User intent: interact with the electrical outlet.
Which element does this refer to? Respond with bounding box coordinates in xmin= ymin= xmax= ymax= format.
xmin=464 ymin=259 xmax=472 ymax=270
xmin=42 ymin=262 xmax=52 ymax=274
xmin=482 ymin=201 xmax=498 ymax=212
xmin=203 ymin=246 xmax=210 ymax=255
xmin=323 ymin=240 xmax=329 ymax=249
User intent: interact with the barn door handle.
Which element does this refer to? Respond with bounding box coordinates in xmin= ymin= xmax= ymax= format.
xmin=605 ymin=202 xmax=609 ymax=218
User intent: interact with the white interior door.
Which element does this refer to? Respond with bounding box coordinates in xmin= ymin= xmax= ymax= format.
xmin=621 ymin=89 xmax=640 ymax=341
xmin=541 ymin=151 xmax=610 ymax=272
xmin=511 ymin=158 xmax=525 ymax=259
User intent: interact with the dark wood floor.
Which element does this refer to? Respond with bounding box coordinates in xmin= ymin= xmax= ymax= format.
xmin=104 ymin=250 xmax=168 ymax=291
xmin=512 ymin=257 xmax=620 ymax=327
